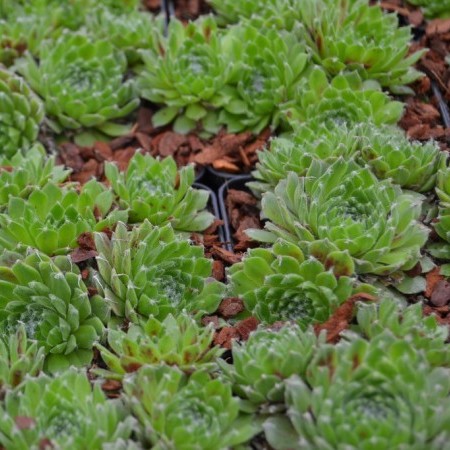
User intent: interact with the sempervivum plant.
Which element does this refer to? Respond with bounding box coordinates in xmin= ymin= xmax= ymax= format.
xmin=284 ymin=68 xmax=404 ymax=128
xmin=138 ymin=17 xmax=230 ymax=135
xmin=0 ymin=251 xmax=107 ymax=373
xmin=0 ymin=179 xmax=126 ymax=255
xmin=264 ymin=334 xmax=450 ymax=450
xmin=86 ymin=8 xmax=160 ymax=67
xmin=407 ymin=0 xmax=450 ymax=18
xmin=430 ymin=166 xmax=450 ymax=259
xmin=228 ymin=239 xmax=359 ymax=327
xmin=0 ymin=69 xmax=44 ymax=158
xmin=95 ymin=313 xmax=223 ymax=380
xmin=248 ymin=159 xmax=429 ymax=275
xmin=105 ymin=152 xmax=214 ymax=232
xmin=18 ymin=33 xmax=139 ymax=141
xmin=250 ymin=122 xmax=444 ymax=195
xmin=0 ymin=323 xmax=45 ymax=393
xmin=0 ymin=144 xmax=70 ymax=207
xmin=297 ymin=0 xmax=425 ymax=93
xmin=124 ymin=365 xmax=261 ymax=449
xmin=218 ymin=20 xmax=309 ymax=133
xmin=94 ymin=221 xmax=224 ymax=323
xmin=351 ymin=298 xmax=450 ymax=366
xmin=0 ymin=369 xmax=135 ymax=449
xmin=219 ymin=324 xmax=324 ymax=412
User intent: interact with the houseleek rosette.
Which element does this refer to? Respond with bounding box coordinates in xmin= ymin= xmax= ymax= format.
xmin=95 ymin=312 xmax=223 ymax=380
xmin=94 ymin=221 xmax=224 ymax=323
xmin=0 ymin=323 xmax=45 ymax=393
xmin=264 ymin=335 xmax=450 ymax=450
xmin=351 ymin=298 xmax=450 ymax=367
xmin=297 ymin=0 xmax=425 ymax=94
xmin=0 ymin=69 xmax=44 ymax=158
xmin=0 ymin=251 xmax=107 ymax=372
xmin=250 ymin=122 xmax=444 ymax=195
xmin=0 ymin=144 xmax=70 ymax=207
xmin=228 ymin=239 xmax=358 ymax=327
xmin=218 ymin=19 xmax=309 ymax=133
xmin=0 ymin=369 xmax=135 ymax=449
xmin=86 ymin=8 xmax=160 ymax=67
xmin=105 ymin=152 xmax=214 ymax=232
xmin=18 ymin=33 xmax=139 ymax=139
xmin=0 ymin=179 xmax=126 ymax=255
xmin=407 ymin=0 xmax=450 ymax=18
xmin=283 ymin=68 xmax=404 ymax=128
xmin=248 ymin=159 xmax=429 ymax=275
xmin=138 ymin=17 xmax=229 ymax=135
xmin=219 ymin=324 xmax=324 ymax=411
xmin=124 ymin=365 xmax=261 ymax=449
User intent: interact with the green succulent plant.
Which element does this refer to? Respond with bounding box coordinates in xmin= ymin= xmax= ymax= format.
xmin=0 ymin=369 xmax=135 ymax=450
xmin=95 ymin=312 xmax=223 ymax=380
xmin=105 ymin=152 xmax=214 ymax=232
xmin=229 ymin=239 xmax=359 ymax=327
xmin=217 ymin=19 xmax=309 ymax=134
xmin=264 ymin=334 xmax=450 ymax=450
xmin=283 ymin=68 xmax=404 ymax=128
xmin=138 ymin=17 xmax=230 ymax=135
xmin=0 ymin=179 xmax=126 ymax=255
xmin=250 ymin=122 xmax=444 ymax=196
xmin=219 ymin=324 xmax=324 ymax=412
xmin=0 ymin=323 xmax=45 ymax=393
xmin=18 ymin=32 xmax=139 ymax=142
xmin=350 ymin=297 xmax=450 ymax=367
xmin=124 ymin=365 xmax=261 ymax=449
xmin=248 ymin=159 xmax=429 ymax=275
xmin=0 ymin=68 xmax=44 ymax=158
xmin=297 ymin=0 xmax=425 ymax=94
xmin=94 ymin=221 xmax=224 ymax=324
xmin=0 ymin=144 xmax=70 ymax=208
xmin=0 ymin=251 xmax=107 ymax=372
xmin=86 ymin=8 xmax=160 ymax=67
xmin=407 ymin=0 xmax=450 ymax=18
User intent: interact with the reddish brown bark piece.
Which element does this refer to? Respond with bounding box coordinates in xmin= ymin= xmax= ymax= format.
xmin=211 ymin=246 xmax=242 ymax=264
xmin=212 ymin=260 xmax=225 ymax=281
xmin=101 ymin=380 xmax=122 ymax=391
xmin=15 ymin=416 xmax=36 ymax=430
xmin=70 ymin=248 xmax=98 ymax=264
xmin=39 ymin=439 xmax=54 ymax=450
xmin=218 ymin=297 xmax=245 ymax=318
xmin=236 ymin=317 xmax=259 ymax=341
xmin=430 ymin=280 xmax=450 ymax=307
xmin=314 ymin=293 xmax=377 ymax=343
xmin=158 ymin=132 xmax=189 ymax=157
xmin=214 ymin=327 xmax=239 ymax=349
xmin=202 ymin=315 xmax=220 ymax=328
xmin=425 ymin=267 xmax=443 ymax=298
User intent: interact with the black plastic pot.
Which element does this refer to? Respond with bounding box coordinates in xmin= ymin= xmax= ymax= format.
xmin=205 ymin=165 xmax=253 ymax=191
xmin=193 ymin=182 xmax=226 ymax=247
xmin=431 ymin=82 xmax=450 ymax=129
xmin=194 ymin=165 xmax=206 ymax=183
xmin=217 ymin=175 xmax=254 ymax=252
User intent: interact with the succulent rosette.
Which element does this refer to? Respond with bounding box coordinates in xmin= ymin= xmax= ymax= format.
xmin=0 ymin=69 xmax=44 ymax=158
xmin=351 ymin=298 xmax=450 ymax=366
xmin=229 ymin=239 xmax=359 ymax=327
xmin=18 ymin=33 xmax=139 ymax=141
xmin=86 ymin=8 xmax=160 ymax=67
xmin=248 ymin=159 xmax=429 ymax=275
xmin=94 ymin=221 xmax=224 ymax=323
xmin=105 ymin=152 xmax=214 ymax=232
xmin=0 ymin=179 xmax=126 ymax=255
xmin=0 ymin=323 xmax=45 ymax=393
xmin=124 ymin=365 xmax=261 ymax=449
xmin=138 ymin=17 xmax=230 ymax=135
xmin=0 ymin=369 xmax=135 ymax=449
xmin=0 ymin=251 xmax=107 ymax=372
xmin=407 ymin=0 xmax=450 ymax=18
xmin=250 ymin=122 xmax=444 ymax=196
xmin=284 ymin=68 xmax=404 ymax=128
xmin=0 ymin=144 xmax=70 ymax=208
xmin=218 ymin=20 xmax=309 ymax=133
xmin=219 ymin=324 xmax=324 ymax=411
xmin=297 ymin=0 xmax=425 ymax=94
xmin=264 ymin=335 xmax=450 ymax=450
xmin=95 ymin=312 xmax=223 ymax=379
